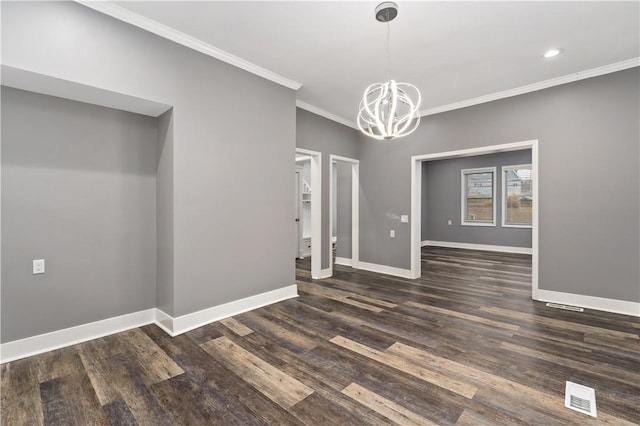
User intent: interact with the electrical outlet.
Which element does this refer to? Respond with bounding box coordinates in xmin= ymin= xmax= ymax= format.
xmin=390 ymin=230 xmax=395 ymax=238
xmin=33 ymin=259 xmax=45 ymax=275
xmin=448 ymin=220 xmax=452 ymax=226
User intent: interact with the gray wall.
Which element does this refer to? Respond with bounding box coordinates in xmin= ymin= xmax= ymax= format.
xmin=156 ymin=109 xmax=174 ymax=316
xmin=296 ymin=108 xmax=360 ymax=270
xmin=422 ymin=150 xmax=532 ymax=247
xmin=1 ymin=87 xmax=157 ymax=342
xmin=359 ymin=68 xmax=639 ymax=303
xmin=2 ymin=1 xmax=296 ymax=326
xmin=336 ymin=161 xmax=353 ymax=258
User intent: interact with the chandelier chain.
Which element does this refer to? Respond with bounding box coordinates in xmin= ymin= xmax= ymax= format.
xmin=386 ymin=21 xmax=391 ymax=81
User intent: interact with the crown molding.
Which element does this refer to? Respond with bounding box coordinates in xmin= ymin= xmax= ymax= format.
xmin=301 ymin=57 xmax=639 ymax=130
xmin=420 ymin=57 xmax=640 ymax=118
xmin=76 ymin=1 xmax=302 ymax=91
xmin=296 ymin=100 xmax=358 ymax=130
xmin=74 ymin=1 xmax=638 ymax=128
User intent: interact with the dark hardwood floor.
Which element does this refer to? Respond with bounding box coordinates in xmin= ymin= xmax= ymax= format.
xmin=2 ymin=247 xmax=639 ymax=425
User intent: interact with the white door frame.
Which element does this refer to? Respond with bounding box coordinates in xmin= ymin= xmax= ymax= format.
xmin=295 ymin=166 xmax=303 ymax=258
xmin=410 ymin=139 xmax=539 ymax=300
xmin=329 ymin=155 xmax=360 ymax=276
xmin=296 ymin=148 xmax=322 ymax=279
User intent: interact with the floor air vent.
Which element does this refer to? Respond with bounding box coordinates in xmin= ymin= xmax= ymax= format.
xmin=546 ymin=302 xmax=584 ymax=312
xmin=565 ymin=381 xmax=597 ymax=417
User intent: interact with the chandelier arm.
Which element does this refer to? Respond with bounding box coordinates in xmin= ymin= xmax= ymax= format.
xmin=358 ymin=103 xmax=381 ymax=132
xmin=386 ymin=80 xmax=398 ymax=136
xmin=359 ymin=88 xmax=389 ymax=139
xmin=394 ymin=95 xmax=416 ymax=135
xmin=401 ymin=116 xmax=421 ymax=138
xmin=363 ymin=84 xmax=387 ymax=134
xmin=373 ymin=83 xmax=390 ymax=137
xmin=403 ymin=83 xmax=422 ymax=112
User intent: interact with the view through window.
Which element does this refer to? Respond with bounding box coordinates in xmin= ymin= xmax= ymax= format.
xmin=462 ymin=168 xmax=496 ymax=225
xmin=503 ymin=165 xmax=533 ymax=227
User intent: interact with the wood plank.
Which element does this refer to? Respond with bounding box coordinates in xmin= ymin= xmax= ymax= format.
xmin=102 ymin=399 xmax=138 ymax=426
xmin=240 ymin=311 xmax=318 ymax=352
xmin=40 ymin=372 xmax=109 ymax=425
xmin=330 ymin=335 xmax=478 ymax=399
xmin=298 ymin=281 xmax=384 ymax=312
xmin=1 ymin=358 xmax=45 ymax=426
xmin=34 ymin=347 xmax=85 ymax=383
xmin=341 ymin=382 xmax=438 ymax=426
xmin=289 ymin=390 xmax=391 ymax=425
xmin=219 ymin=317 xmax=254 ymax=336
xmin=184 ymin=323 xmax=225 ymax=345
xmin=481 ymin=306 xmax=639 ymax=340
xmin=500 ymin=341 xmax=640 ymax=387
xmin=149 ymin=373 xmax=229 ymax=425
xmin=201 ymin=336 xmax=314 ymax=409
xmin=405 ymin=300 xmax=520 ymax=331
xmin=118 ymin=329 xmax=184 ymax=385
xmin=77 ymin=339 xmax=123 ymax=406
xmin=96 ymin=353 xmax=173 ymax=425
xmin=456 ymin=408 xmax=512 ymax=426
xmin=170 ymin=349 xmax=302 ymax=425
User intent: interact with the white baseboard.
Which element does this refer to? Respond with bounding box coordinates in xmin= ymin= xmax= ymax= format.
xmin=317 ymin=268 xmax=332 ymax=279
xmin=537 ymin=289 xmax=640 ymax=317
xmin=1 ymin=285 xmax=299 ymax=363
xmin=335 ymin=257 xmax=352 ymax=267
xmin=168 ymin=285 xmax=298 ymax=335
xmin=422 ymin=240 xmax=532 ymax=255
xmin=357 ymin=261 xmax=413 ymax=279
xmin=0 ymin=309 xmax=156 ymax=364
xmin=154 ymin=309 xmax=175 ymax=336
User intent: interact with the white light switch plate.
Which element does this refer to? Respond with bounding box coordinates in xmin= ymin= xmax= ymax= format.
xmin=400 ymin=215 xmax=409 ymax=223
xmin=390 ymin=230 xmax=395 ymax=238
xmin=33 ymin=259 xmax=45 ymax=274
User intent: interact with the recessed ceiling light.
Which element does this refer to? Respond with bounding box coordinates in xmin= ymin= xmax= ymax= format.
xmin=543 ymin=48 xmax=563 ymax=58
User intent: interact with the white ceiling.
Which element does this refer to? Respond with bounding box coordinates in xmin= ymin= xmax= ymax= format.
xmin=107 ymin=1 xmax=639 ymax=126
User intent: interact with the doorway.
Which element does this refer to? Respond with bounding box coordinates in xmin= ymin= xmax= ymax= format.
xmin=410 ymin=140 xmax=539 ymax=299
xmin=329 ymin=155 xmax=360 ymax=276
xmin=296 ymin=148 xmax=322 ymax=279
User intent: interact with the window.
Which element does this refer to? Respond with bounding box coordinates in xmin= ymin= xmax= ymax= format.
xmin=502 ymin=165 xmax=533 ymax=227
xmin=461 ymin=167 xmax=496 ymax=226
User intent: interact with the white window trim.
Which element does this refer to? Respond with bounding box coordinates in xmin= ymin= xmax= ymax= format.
xmin=461 ymin=167 xmax=497 ymax=227
xmin=502 ymin=164 xmax=533 ymax=229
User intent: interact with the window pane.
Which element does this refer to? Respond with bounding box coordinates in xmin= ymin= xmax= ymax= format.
xmin=504 ymin=167 xmax=532 ymax=225
xmin=466 ymin=172 xmax=493 ymax=221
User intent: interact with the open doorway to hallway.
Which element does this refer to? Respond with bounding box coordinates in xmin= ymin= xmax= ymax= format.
xmin=296 ymin=148 xmax=321 ymax=279
xmin=329 ymin=155 xmax=360 ymax=276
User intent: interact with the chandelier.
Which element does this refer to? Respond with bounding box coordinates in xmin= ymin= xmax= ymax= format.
xmin=357 ymin=2 xmax=421 ymax=140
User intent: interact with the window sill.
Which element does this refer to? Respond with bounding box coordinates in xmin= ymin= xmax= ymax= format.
xmin=502 ymin=224 xmax=532 ymax=229
xmin=461 ymin=222 xmax=496 ymax=227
